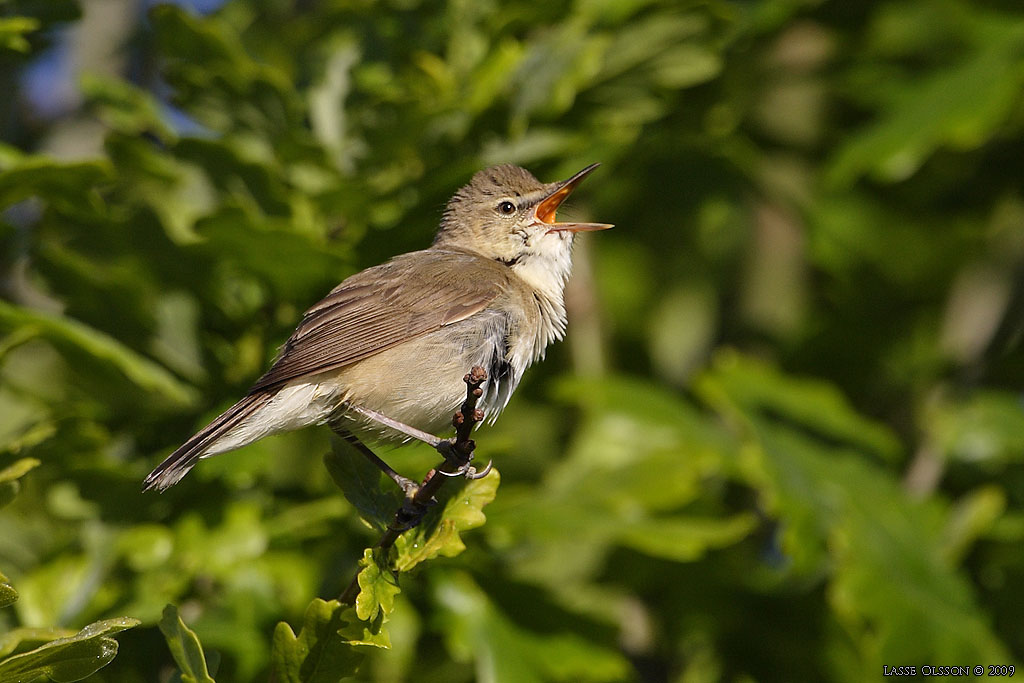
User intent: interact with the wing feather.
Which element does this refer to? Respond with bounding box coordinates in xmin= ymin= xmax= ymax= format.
xmin=250 ymin=248 xmax=508 ymax=391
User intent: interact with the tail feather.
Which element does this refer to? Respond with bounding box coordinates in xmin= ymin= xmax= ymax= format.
xmin=143 ymin=392 xmax=272 ymax=492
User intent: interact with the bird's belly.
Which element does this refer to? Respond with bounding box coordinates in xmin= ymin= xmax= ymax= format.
xmin=329 ymin=320 xmax=513 ymax=440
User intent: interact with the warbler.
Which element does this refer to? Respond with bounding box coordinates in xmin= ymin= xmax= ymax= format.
xmin=144 ymin=163 xmax=611 ymax=492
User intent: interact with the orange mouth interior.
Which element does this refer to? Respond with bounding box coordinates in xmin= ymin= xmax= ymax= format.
xmin=536 ymin=186 xmax=572 ymax=224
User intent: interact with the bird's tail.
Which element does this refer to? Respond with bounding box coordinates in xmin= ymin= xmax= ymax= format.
xmin=143 ymin=392 xmax=272 ymax=492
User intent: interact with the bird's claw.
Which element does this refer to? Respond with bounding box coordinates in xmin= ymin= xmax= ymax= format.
xmin=394 ymin=475 xmax=420 ymax=498
xmin=467 ymin=459 xmax=493 ymax=479
xmin=437 ymin=458 xmax=493 ymax=480
xmin=438 ymin=463 xmax=469 ymax=477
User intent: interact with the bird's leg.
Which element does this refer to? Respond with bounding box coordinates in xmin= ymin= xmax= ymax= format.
xmin=437 ymin=455 xmax=493 ymax=480
xmin=343 ymin=403 xmax=442 ymax=447
xmin=332 ymin=428 xmax=419 ymax=497
xmin=332 ymin=366 xmax=493 ymax=503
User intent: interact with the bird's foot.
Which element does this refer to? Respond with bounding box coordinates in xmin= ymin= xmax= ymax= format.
xmin=434 ymin=439 xmax=492 ymax=480
xmin=467 ymin=459 xmax=493 ymax=479
xmin=391 ymin=473 xmax=420 ymax=498
xmin=437 ymin=458 xmax=493 ymax=480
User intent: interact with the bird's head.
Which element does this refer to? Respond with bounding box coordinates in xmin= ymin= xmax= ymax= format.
xmin=433 ymin=163 xmax=612 ymax=293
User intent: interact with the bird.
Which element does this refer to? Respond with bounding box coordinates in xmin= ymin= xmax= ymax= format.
xmin=143 ymin=163 xmax=611 ymax=492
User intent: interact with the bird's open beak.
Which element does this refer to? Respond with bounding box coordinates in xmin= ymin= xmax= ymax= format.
xmin=535 ymin=163 xmax=614 ymax=234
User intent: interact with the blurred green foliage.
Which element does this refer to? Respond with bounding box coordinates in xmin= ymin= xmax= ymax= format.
xmin=1 ymin=0 xmax=1024 ymax=680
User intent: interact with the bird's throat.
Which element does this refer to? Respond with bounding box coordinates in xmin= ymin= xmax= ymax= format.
xmin=509 ymin=241 xmax=574 ymax=302
xmin=507 ymin=246 xmax=573 ymax=369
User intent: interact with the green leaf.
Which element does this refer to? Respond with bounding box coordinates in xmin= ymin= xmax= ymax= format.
xmin=944 ymin=486 xmax=1006 ymax=564
xmin=771 ymin=427 xmax=1007 ymax=671
xmin=0 ymin=628 xmax=76 ymax=659
xmin=827 ymin=17 xmax=1024 ymax=185
xmin=354 ymin=549 xmax=400 ymax=623
xmin=0 ymin=156 xmax=112 ymax=211
xmin=0 ymin=301 xmax=197 ymax=408
xmin=0 ymin=16 xmax=40 ymax=53
xmin=649 ymin=44 xmax=721 ymax=89
xmin=616 ymin=514 xmax=759 ymax=563
xmin=323 ymin=438 xmax=402 ymax=533
xmin=149 ymin=5 xmax=249 ymax=68
xmin=0 ymin=617 xmax=139 ymax=683
xmin=435 ymin=572 xmax=629 ymax=683
xmin=270 ymin=599 xmax=388 ymax=683
xmin=100 ymin=133 xmax=215 ymax=244
xmin=703 ymin=354 xmax=1012 ymax=674
xmin=333 ymin=606 xmax=390 ymax=650
xmin=149 ymin=4 xmax=306 ymax=136
xmin=393 ymin=469 xmax=500 ymax=573
xmin=926 ymin=390 xmax=1024 ymax=465
xmin=193 ymin=211 xmax=344 ymax=300
xmin=599 ymin=12 xmax=711 ymax=81
xmin=81 ymin=74 xmax=174 ymax=139
xmin=488 ymin=376 xmax=742 ymax=586
xmin=158 ymin=604 xmax=216 ymax=683
xmin=10 ymin=555 xmax=93 ymax=630
xmin=696 ymin=350 xmax=903 ymax=463
xmin=806 ymin=194 xmax=961 ymax=288
xmin=0 ymin=457 xmax=40 ymax=510
xmin=0 ymin=570 xmax=15 ymax=609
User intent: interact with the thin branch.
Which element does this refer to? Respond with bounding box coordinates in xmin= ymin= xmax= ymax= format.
xmin=339 ymin=367 xmax=488 ymax=605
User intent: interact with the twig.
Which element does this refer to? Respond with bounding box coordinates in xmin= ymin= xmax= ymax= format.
xmin=339 ymin=367 xmax=488 ymax=605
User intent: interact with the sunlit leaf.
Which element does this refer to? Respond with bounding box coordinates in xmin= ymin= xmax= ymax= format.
xmin=703 ymin=355 xmax=1012 ymax=675
xmin=0 ymin=571 xmax=15 ymax=609
xmin=0 ymin=617 xmax=138 ymax=683
xmin=0 ymin=457 xmax=39 ymax=510
xmin=943 ymin=486 xmax=1005 ymax=564
xmin=487 ymin=376 xmax=743 ymax=586
xmin=0 ymin=628 xmax=75 ymax=660
xmin=393 ymin=469 xmax=500 ymax=573
xmin=0 ymin=16 xmax=40 ymax=53
xmin=828 ymin=16 xmax=1024 ymax=185
xmin=600 ymin=12 xmax=710 ymax=81
xmin=270 ymin=599 xmax=388 ymax=683
xmin=0 ymin=157 xmax=112 ymax=212
xmin=354 ymin=548 xmax=400 ymax=623
xmin=616 ymin=514 xmax=758 ymax=562
xmin=2 ymin=0 xmax=1023 ymax=680
xmin=158 ymin=604 xmax=216 ymax=683
xmin=0 ymin=302 xmax=197 ymax=407
xmin=434 ymin=572 xmax=629 ymax=683
xmin=103 ymin=133 xmax=216 ymax=244
xmin=926 ymin=390 xmax=1024 ymax=465
xmin=82 ymin=74 xmax=174 ymax=139
xmin=697 ymin=350 xmax=903 ymax=463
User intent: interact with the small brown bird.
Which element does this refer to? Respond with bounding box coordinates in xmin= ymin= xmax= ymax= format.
xmin=144 ymin=163 xmax=611 ymax=492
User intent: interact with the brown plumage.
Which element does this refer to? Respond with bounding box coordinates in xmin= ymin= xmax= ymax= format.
xmin=144 ymin=163 xmax=610 ymax=492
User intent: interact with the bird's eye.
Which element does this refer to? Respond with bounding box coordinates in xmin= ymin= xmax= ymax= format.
xmin=497 ymin=201 xmax=516 ymax=215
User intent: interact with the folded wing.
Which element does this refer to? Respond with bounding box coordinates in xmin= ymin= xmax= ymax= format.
xmin=250 ymin=248 xmax=506 ymax=391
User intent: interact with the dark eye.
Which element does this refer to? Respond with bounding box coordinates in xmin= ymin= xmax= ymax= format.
xmin=497 ymin=201 xmax=516 ymax=215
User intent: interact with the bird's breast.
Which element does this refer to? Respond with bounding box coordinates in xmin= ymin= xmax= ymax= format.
xmin=321 ymin=278 xmax=567 ymax=442
xmin=330 ymin=309 xmax=519 ymax=439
